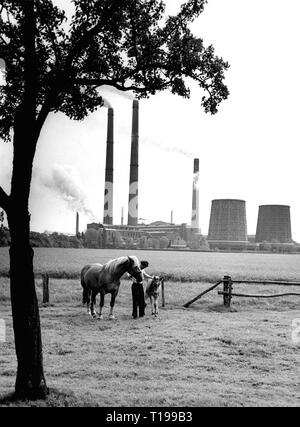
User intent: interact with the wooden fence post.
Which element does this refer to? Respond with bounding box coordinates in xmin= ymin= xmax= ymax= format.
xmin=42 ymin=274 xmax=49 ymax=305
xmin=223 ymin=275 xmax=232 ymax=308
xmin=161 ymin=279 xmax=165 ymax=308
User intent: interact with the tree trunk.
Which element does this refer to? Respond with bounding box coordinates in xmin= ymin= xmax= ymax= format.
xmin=8 ymin=210 xmax=48 ymax=399
xmin=0 ymin=0 xmax=50 ymax=400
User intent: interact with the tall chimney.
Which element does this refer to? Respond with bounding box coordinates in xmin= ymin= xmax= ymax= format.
xmin=128 ymin=100 xmax=139 ymax=226
xmin=103 ymin=108 xmax=114 ymax=225
xmin=76 ymin=212 xmax=79 ymax=236
xmin=191 ymin=158 xmax=200 ymax=230
xmin=171 ymin=210 xmax=174 ymax=225
xmin=121 ymin=207 xmax=124 ymax=225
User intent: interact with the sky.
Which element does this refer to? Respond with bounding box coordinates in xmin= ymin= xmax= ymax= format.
xmin=0 ymin=0 xmax=300 ymax=240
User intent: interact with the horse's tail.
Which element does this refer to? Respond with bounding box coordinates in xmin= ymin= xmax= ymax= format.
xmin=81 ymin=265 xmax=91 ymax=305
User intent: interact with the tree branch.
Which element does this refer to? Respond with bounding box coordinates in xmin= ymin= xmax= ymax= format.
xmin=0 ymin=186 xmax=10 ymax=212
xmin=69 ymin=77 xmax=171 ymax=93
xmin=0 ymin=34 xmax=9 ymax=46
xmin=36 ymin=90 xmax=55 ymax=136
xmin=35 ymin=2 xmax=62 ymax=67
xmin=64 ymin=1 xmax=124 ymax=71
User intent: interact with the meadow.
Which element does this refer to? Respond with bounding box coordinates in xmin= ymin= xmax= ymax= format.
xmin=0 ymin=248 xmax=300 ymax=407
xmin=1 ymin=247 xmax=300 ymax=282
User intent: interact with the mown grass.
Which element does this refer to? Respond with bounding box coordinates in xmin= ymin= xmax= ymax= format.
xmin=1 ymin=247 xmax=300 ymax=282
xmin=1 ymin=277 xmax=300 ymax=407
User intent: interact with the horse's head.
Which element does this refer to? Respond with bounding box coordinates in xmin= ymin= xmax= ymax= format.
xmin=149 ymin=276 xmax=163 ymax=296
xmin=127 ymin=256 xmax=143 ymax=282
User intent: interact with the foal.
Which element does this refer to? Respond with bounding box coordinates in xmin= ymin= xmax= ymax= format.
xmin=145 ymin=276 xmax=164 ymax=317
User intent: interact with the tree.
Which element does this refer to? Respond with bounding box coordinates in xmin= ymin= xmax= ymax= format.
xmin=84 ymin=228 xmax=98 ymax=248
xmin=159 ymin=236 xmax=169 ymax=249
xmin=0 ymin=0 xmax=229 ymax=399
xmin=138 ymin=235 xmax=148 ymax=249
xmin=152 ymin=237 xmax=160 ymax=249
xmin=113 ymin=231 xmax=124 ymax=248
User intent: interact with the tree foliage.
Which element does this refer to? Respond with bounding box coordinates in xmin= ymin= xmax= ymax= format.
xmin=0 ymin=0 xmax=229 ymax=143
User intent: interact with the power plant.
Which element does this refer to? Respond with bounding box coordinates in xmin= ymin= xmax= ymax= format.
xmin=208 ymin=199 xmax=248 ymax=250
xmin=103 ymin=108 xmax=114 ymax=225
xmin=87 ymin=100 xmax=200 ymax=247
xmin=76 ymin=212 xmax=79 ymax=236
xmin=191 ymin=159 xmax=200 ymax=231
xmin=128 ymin=100 xmax=139 ymax=226
xmin=84 ymin=100 xmax=296 ymax=251
xmin=255 ymin=205 xmax=292 ymax=243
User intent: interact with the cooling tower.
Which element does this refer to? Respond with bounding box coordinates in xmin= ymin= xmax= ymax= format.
xmin=255 ymin=205 xmax=292 ymax=243
xmin=103 ymin=108 xmax=114 ymax=225
xmin=128 ymin=100 xmax=139 ymax=226
xmin=208 ymin=199 xmax=248 ymax=244
xmin=191 ymin=158 xmax=200 ymax=230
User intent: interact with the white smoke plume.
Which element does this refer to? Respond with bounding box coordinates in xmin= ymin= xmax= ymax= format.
xmin=102 ymin=97 xmax=112 ymax=108
xmin=141 ymin=136 xmax=195 ymax=158
xmin=42 ymin=164 xmax=97 ymax=221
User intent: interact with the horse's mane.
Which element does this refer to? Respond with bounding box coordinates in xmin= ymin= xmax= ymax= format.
xmin=103 ymin=255 xmax=139 ymax=276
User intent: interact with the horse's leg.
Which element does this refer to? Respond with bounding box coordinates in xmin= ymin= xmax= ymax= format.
xmin=154 ymin=296 xmax=158 ymax=317
xmin=87 ymin=290 xmax=91 ymax=316
xmin=90 ymin=290 xmax=97 ymax=319
xmin=99 ymin=292 xmax=105 ymax=320
xmin=83 ymin=287 xmax=91 ymax=315
xmin=151 ymin=296 xmax=155 ymax=316
xmin=109 ymin=290 xmax=118 ymax=320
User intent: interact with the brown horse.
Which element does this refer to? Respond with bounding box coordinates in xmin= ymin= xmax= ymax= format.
xmin=81 ymin=255 xmax=143 ymax=320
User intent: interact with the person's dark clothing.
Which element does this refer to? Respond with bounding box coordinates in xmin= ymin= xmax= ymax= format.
xmin=132 ymin=282 xmax=146 ymax=318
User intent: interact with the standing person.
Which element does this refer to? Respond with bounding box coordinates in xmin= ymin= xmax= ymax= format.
xmin=130 ymin=260 xmax=153 ymax=319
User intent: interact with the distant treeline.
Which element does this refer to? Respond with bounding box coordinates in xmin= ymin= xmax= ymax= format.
xmin=0 ymin=225 xmax=210 ymax=251
xmin=1 ymin=223 xmax=299 ymax=253
xmin=0 ymin=226 xmax=84 ymax=248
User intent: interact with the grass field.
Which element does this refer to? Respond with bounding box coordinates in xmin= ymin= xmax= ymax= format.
xmin=1 ymin=278 xmax=300 ymax=406
xmin=0 ymin=248 xmax=300 ymax=407
xmin=1 ymin=247 xmax=300 ymax=282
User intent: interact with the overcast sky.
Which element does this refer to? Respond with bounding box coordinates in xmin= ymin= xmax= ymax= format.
xmin=1 ymin=0 xmax=300 ymax=241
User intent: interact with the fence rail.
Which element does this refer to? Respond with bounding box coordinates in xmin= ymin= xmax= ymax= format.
xmin=183 ymin=275 xmax=300 ymax=309
xmin=229 ymin=280 xmax=300 ymax=287
xmin=40 ymin=274 xmax=166 ymax=308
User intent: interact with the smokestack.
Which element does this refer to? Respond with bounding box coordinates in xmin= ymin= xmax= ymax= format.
xmin=103 ymin=108 xmax=114 ymax=225
xmin=128 ymin=100 xmax=139 ymax=226
xmin=121 ymin=207 xmax=124 ymax=225
xmin=171 ymin=210 xmax=174 ymax=225
xmin=191 ymin=158 xmax=200 ymax=230
xmin=76 ymin=212 xmax=79 ymax=236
